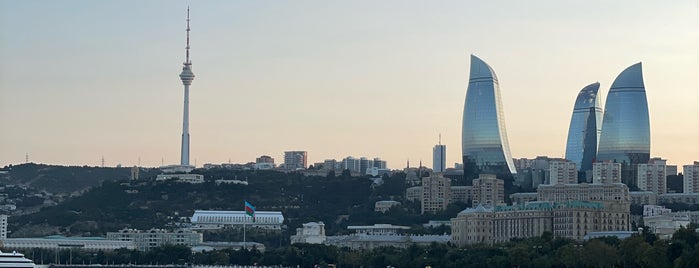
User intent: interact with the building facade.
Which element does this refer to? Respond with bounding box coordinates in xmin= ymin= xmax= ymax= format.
xmin=1 ymin=236 xmax=135 ymax=251
xmin=190 ymin=210 xmax=284 ymax=230
xmin=433 ymin=144 xmax=446 ymax=173
xmin=290 ymin=222 xmax=326 ymax=244
xmin=284 ymin=151 xmax=308 ymax=170
xmin=597 ymin=62 xmax=651 ymax=185
xmin=548 ymin=160 xmax=578 ymax=185
xmin=461 ymin=55 xmax=517 ymax=182
xmin=106 ymin=229 xmax=202 ymax=251
xmin=565 ymin=82 xmax=603 ymax=173
xmin=472 ymin=174 xmax=505 ymax=207
xmin=421 ymin=174 xmax=451 ymax=214
xmin=593 ymin=162 xmax=622 ymax=184
xmin=637 ymin=158 xmax=667 ymax=194
xmin=683 ymin=161 xmax=699 ymax=193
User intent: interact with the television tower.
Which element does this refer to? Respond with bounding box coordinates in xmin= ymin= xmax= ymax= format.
xmin=179 ymin=7 xmax=195 ymax=166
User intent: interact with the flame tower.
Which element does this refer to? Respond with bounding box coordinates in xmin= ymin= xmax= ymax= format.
xmin=179 ymin=7 xmax=195 ymax=166
xmin=461 ymin=55 xmax=516 ymax=183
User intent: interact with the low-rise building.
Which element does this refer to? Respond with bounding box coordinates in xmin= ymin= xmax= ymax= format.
xmin=106 ymin=228 xmax=202 ymax=251
xmin=290 ymin=222 xmax=326 ymax=244
xmin=190 ymin=210 xmax=284 ymax=230
xmin=658 ymin=193 xmax=699 ymax=204
xmin=630 ymin=191 xmax=658 ymax=205
xmin=374 ymin=201 xmax=401 ymax=213
xmin=323 ymin=224 xmax=449 ymax=250
xmin=1 ymin=235 xmax=134 ymax=251
xmin=156 ymin=173 xmax=204 ymax=184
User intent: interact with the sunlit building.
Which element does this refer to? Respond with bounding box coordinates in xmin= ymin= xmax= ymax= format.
xmin=683 ymin=161 xmax=699 ymax=193
xmin=565 ymin=82 xmax=603 ymax=173
xmin=637 ymin=158 xmax=667 ymax=194
xmin=597 ymin=63 xmax=651 ymax=185
xmin=461 ymin=55 xmax=517 ymax=182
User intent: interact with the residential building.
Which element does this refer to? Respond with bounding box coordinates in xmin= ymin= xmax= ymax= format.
xmin=630 ymin=191 xmax=657 ymax=205
xmin=421 ymin=174 xmax=451 ymax=214
xmin=593 ymin=162 xmax=621 ymax=184
xmin=548 ymin=160 xmax=577 ymax=185
xmin=472 ymin=174 xmax=504 ymax=207
xmin=283 ymin=151 xmax=307 ymax=170
xmin=684 ymin=161 xmax=699 ymax=193
xmin=637 ymin=158 xmax=667 ymax=194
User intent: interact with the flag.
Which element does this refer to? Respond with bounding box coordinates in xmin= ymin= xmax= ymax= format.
xmin=244 ymin=201 xmax=255 ymax=222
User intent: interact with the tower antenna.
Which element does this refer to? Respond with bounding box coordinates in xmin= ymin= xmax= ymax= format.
xmin=439 ymin=133 xmax=442 ymax=145
xmin=185 ymin=6 xmax=191 ymax=65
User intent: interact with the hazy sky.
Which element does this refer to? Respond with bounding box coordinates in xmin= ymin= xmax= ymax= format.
xmin=1 ymin=1 xmax=698 ymax=168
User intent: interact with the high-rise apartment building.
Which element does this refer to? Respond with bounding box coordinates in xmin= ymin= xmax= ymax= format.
xmin=462 ymin=55 xmax=517 ymax=182
xmin=565 ymin=82 xmax=603 ymax=173
xmin=284 ymin=151 xmax=307 ymax=170
xmin=593 ymin=162 xmax=622 ymax=184
xmin=373 ymin=158 xmax=387 ymax=169
xmin=342 ymin=156 xmax=360 ymax=172
xmin=637 ymin=158 xmax=667 ymax=194
xmin=433 ymin=143 xmax=446 ymax=173
xmin=683 ymin=161 xmax=699 ymax=193
xmin=472 ymin=174 xmax=505 ymax=207
xmin=548 ymin=160 xmax=578 ymax=185
xmin=597 ymin=63 xmax=651 ymax=185
xmin=421 ymin=174 xmax=451 ymax=214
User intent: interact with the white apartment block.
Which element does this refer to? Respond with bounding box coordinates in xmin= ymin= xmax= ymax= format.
xmin=683 ymin=161 xmax=699 ymax=193
xmin=638 ymin=158 xmax=667 ymax=194
xmin=549 ymin=160 xmax=578 ymax=185
xmin=472 ymin=174 xmax=505 ymax=207
xmin=290 ymin=222 xmax=326 ymax=244
xmin=593 ymin=162 xmax=621 ymax=184
xmin=421 ymin=174 xmax=451 ymax=214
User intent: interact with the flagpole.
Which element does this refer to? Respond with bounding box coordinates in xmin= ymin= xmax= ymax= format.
xmin=243 ymin=216 xmax=246 ymax=248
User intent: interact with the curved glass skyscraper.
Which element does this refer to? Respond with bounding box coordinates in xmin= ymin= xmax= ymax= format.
xmin=597 ymin=63 xmax=650 ymax=184
xmin=462 ymin=55 xmax=516 ymax=181
xmin=565 ymin=82 xmax=602 ymax=172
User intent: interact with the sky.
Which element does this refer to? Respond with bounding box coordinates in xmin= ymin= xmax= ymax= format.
xmin=1 ymin=1 xmax=698 ymax=169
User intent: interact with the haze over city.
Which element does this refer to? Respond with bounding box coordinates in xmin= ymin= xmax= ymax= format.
xmin=1 ymin=1 xmax=697 ymax=168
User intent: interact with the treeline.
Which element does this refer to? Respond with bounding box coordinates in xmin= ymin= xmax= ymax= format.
xmin=11 ymin=170 xmax=426 ymax=238
xmin=10 ymin=228 xmax=699 ymax=268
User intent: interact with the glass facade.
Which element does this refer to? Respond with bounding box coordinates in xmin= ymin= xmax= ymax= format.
xmin=462 ymin=55 xmax=516 ymax=180
xmin=597 ymin=63 xmax=650 ymax=183
xmin=565 ymin=82 xmax=603 ymax=172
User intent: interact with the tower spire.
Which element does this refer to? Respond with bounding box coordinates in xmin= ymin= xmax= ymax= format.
xmin=185 ymin=6 xmax=191 ymax=65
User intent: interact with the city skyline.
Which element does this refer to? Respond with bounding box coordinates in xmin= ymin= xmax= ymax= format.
xmin=1 ymin=1 xmax=698 ymax=168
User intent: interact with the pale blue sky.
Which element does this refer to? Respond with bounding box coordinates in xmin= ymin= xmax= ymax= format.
xmin=1 ymin=1 xmax=697 ymax=168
